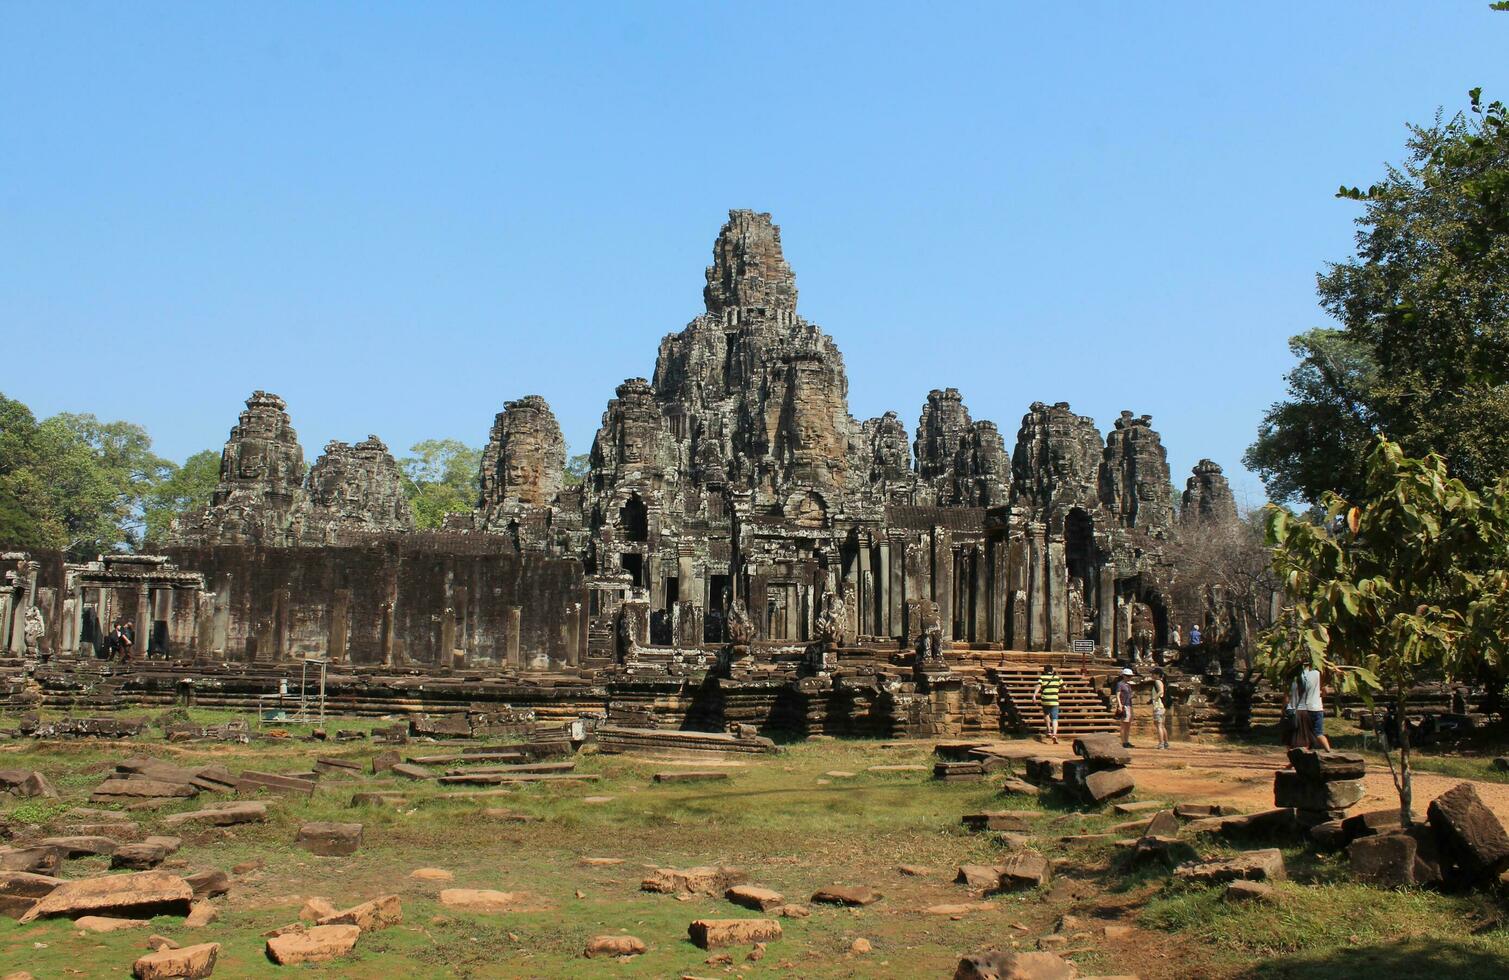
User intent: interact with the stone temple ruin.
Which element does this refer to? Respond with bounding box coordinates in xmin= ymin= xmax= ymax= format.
xmin=2 ymin=210 xmax=1243 ymax=738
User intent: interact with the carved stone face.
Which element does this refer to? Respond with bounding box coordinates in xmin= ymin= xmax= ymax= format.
xmin=619 ymin=423 xmax=649 ymax=464
xmin=503 ymin=431 xmax=546 ymax=500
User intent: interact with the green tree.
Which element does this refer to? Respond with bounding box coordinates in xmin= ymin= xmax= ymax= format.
xmin=0 ymin=395 xmax=64 ymax=550
xmin=141 ymin=449 xmax=222 ymax=546
xmin=1248 ymin=82 xmax=1509 ymax=505
xmin=400 ymin=439 xmax=481 ymax=529
xmin=562 ymin=452 xmax=591 ymax=487
xmin=1260 ymin=438 xmax=1509 ymax=824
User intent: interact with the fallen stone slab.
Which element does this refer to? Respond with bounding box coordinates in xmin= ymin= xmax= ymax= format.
xmin=371 ymin=750 xmax=401 ymax=774
xmin=92 ymin=777 xmax=197 ymax=802
xmin=1341 ymin=808 xmax=1402 ymax=843
xmin=1082 ymin=767 xmax=1135 ymax=804
xmin=0 ymin=871 xmax=63 ymax=919
xmin=0 ymin=770 xmax=58 ymax=799
xmin=314 ymin=757 xmax=363 ymax=775
xmin=652 ymin=771 xmax=730 ymax=783
xmin=585 ymin=934 xmax=647 ymax=957
xmin=1175 ymin=848 xmax=1286 ymax=885
xmin=183 ymin=870 xmax=230 ymax=899
xmin=641 ymin=866 xmax=747 ymax=896
xmin=438 ymin=888 xmax=524 ymax=913
xmin=1073 ymin=733 xmax=1132 ymax=767
xmin=1173 ymin=802 xmax=1228 ymax=819
xmin=133 ymin=940 xmax=219 ymax=980
xmin=961 ymin=811 xmax=1034 ymax=833
xmin=1111 ymin=801 xmax=1166 ymax=817
xmin=236 ymin=771 xmax=315 ymax=797
xmin=687 ymin=918 xmax=782 ymax=949
xmin=112 ymin=842 xmax=170 ymax=870
xmin=726 ymin=885 xmax=783 ymax=911
xmin=996 ymin=851 xmax=1051 ymax=891
xmin=163 ymin=802 xmax=267 ymax=829
xmin=1309 ymin=819 xmax=1348 ymax=851
xmin=296 ymin=822 xmax=363 ymax=857
xmin=391 ymin=763 xmax=434 ymax=780
xmin=955 ymin=864 xmax=1003 ymax=890
xmin=866 ymin=764 xmax=928 ymax=773
xmin=300 ymin=898 xmax=337 ymax=923
xmin=1348 ymin=832 xmax=1422 ymax=889
xmin=1183 ymin=808 xmax=1297 ymax=841
xmin=810 ymin=885 xmax=881 ymax=906
xmin=265 ymin=923 xmax=360 ymax=965
xmin=1427 ymin=782 xmax=1509 ymax=884
xmin=1273 ymin=770 xmax=1366 ymax=812
xmin=1288 ymin=748 xmax=1367 ymax=781
xmin=184 ymin=901 xmax=218 ymax=928
xmin=38 ymin=835 xmax=118 ymax=857
xmin=954 ymin=949 xmax=1078 ymax=980
xmin=76 ymin=914 xmax=150 ymax=932
xmin=0 ymin=846 xmax=66 ymax=875
xmin=350 ymin=792 xmax=405 ymax=807
xmin=406 ymin=750 xmax=525 ymax=766
xmin=317 ymin=894 xmax=401 ymax=932
xmin=20 ymin=870 xmax=193 ymax=922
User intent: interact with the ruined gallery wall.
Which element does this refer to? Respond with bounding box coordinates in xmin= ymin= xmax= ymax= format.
xmin=162 ymin=535 xmax=584 ymax=666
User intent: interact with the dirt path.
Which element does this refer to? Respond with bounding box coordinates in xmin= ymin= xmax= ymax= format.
xmin=989 ymin=738 xmax=1509 ymax=821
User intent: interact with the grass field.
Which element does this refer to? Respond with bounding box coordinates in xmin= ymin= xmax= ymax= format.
xmin=2 ymin=708 xmax=1508 ymax=978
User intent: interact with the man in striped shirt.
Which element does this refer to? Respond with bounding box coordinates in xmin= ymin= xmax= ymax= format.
xmin=1033 ymin=665 xmax=1063 ymax=743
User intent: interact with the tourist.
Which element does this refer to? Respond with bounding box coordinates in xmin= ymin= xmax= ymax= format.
xmin=1189 ymin=623 xmax=1202 ymax=646
xmin=1116 ymin=667 xmax=1135 ymax=748
xmin=120 ymin=621 xmax=135 ymax=662
xmin=1032 ymin=664 xmax=1063 ymax=743
xmin=1288 ymin=661 xmax=1330 ymax=750
xmin=1152 ymin=667 xmax=1169 ymax=750
xmin=1170 ymin=624 xmax=1182 ymax=648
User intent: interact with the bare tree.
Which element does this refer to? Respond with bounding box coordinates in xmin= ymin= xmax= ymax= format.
xmin=1165 ymin=509 xmax=1279 ymax=673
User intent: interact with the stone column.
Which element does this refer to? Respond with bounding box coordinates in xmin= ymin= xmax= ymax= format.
xmin=933 ymin=527 xmax=953 ymax=643
xmin=1047 ymin=538 xmax=1068 ymax=651
xmin=380 ymin=602 xmax=397 ymax=667
xmin=134 ymin=588 xmax=151 ymax=660
xmin=503 ymin=605 xmax=522 ymax=669
xmin=1097 ymin=564 xmax=1116 ymax=654
xmin=195 ymin=592 xmax=215 ymax=663
xmin=877 ymin=539 xmax=892 ymax=637
xmin=328 ymin=589 xmax=350 ymax=663
xmin=0 ymin=591 xmax=13 ymax=654
xmin=439 ymin=607 xmax=456 ymax=666
xmin=972 ymin=545 xmax=988 ymax=644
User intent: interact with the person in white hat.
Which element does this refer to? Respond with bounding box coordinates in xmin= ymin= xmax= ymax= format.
xmin=1116 ymin=667 xmax=1136 ymax=748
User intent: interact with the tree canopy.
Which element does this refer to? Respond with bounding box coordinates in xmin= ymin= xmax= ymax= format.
xmin=401 ymin=439 xmax=482 ymax=529
xmin=1260 ymin=437 xmax=1509 ymax=821
xmin=141 ymin=449 xmax=222 ymax=547
xmin=1247 ymin=86 xmax=1509 ymax=505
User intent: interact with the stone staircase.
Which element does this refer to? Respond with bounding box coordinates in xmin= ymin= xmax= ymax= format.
xmin=991 ymin=664 xmax=1119 ymax=737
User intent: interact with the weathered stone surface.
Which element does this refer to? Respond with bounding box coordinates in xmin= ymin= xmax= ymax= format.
xmin=1308 ymin=819 xmax=1348 ymax=851
xmin=954 ymin=949 xmax=1079 ymax=980
xmin=1101 ymin=411 xmax=1174 ymax=529
xmin=1349 ymin=833 xmax=1420 ymax=889
xmin=477 ymin=395 xmax=567 ymax=542
xmin=438 ymin=888 xmax=523 ymax=913
xmin=317 ymin=894 xmax=401 ymax=933
xmin=726 ymin=885 xmax=784 ymax=912
xmin=370 ymin=750 xmax=401 ymax=774
xmin=265 ymin=924 xmax=360 ymax=965
xmin=391 ymin=763 xmax=433 ymax=781
xmin=0 ymin=845 xmax=66 ymax=875
xmin=163 ymin=802 xmax=267 ymax=828
xmin=0 ymin=770 xmax=57 ymax=799
xmin=92 ymin=777 xmax=198 ymax=802
xmin=962 ymin=811 xmax=1034 ymax=833
xmin=237 ymin=771 xmax=315 ymax=796
xmin=299 ymin=898 xmax=337 ymax=923
xmin=133 ymin=941 xmax=219 ymax=980
xmin=183 ymin=870 xmax=230 ymax=899
xmin=1175 ymin=848 xmax=1286 ymax=885
xmin=687 ymin=918 xmax=782 ymax=949
xmin=1072 ymin=734 xmax=1131 ymax=767
xmin=38 ymin=835 xmax=118 ymax=857
xmin=76 ymin=915 xmax=151 ymax=932
xmin=810 ymin=885 xmax=881 ymax=906
xmin=1181 ymin=459 xmax=1238 ymax=525
xmin=1144 ymin=810 xmax=1180 ymax=839
xmin=641 ymin=866 xmax=746 ymax=896
xmin=184 ymin=901 xmax=218 ymax=928
xmin=1287 ymin=748 xmax=1368 ymax=782
xmin=1426 ymin=782 xmax=1509 ymax=883
xmin=299 ymin=436 xmax=414 ymax=543
xmin=1273 ymin=770 xmax=1366 ymax=812
xmin=112 ymin=842 xmax=170 ymax=870
xmin=21 ymin=871 xmax=192 ymax=922
xmin=956 ymin=864 xmax=1002 ymax=890
xmin=409 ymin=867 xmax=454 ymax=882
xmin=996 ymin=851 xmax=1051 ymax=891
xmin=0 ymin=871 xmax=63 ymax=919
xmin=296 ymin=822 xmax=363 ymax=857
xmin=1129 ymin=835 xmax=1199 ymax=869
xmin=584 ymin=934 xmax=646 ymax=958
xmin=1082 ymin=767 xmax=1135 ymax=803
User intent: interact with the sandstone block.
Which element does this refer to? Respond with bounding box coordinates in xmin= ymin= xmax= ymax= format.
xmin=640 ymin=866 xmax=746 ymax=896
xmin=810 ymin=885 xmax=880 ymax=906
xmin=0 ymin=846 xmax=66 ymax=874
xmin=112 ymin=843 xmax=170 ymax=870
xmin=20 ymin=870 xmax=193 ymax=922
xmin=1082 ymin=767 xmax=1135 ymax=803
xmin=183 ymin=870 xmax=230 ymax=899
xmin=1073 ymin=734 xmax=1131 ymax=767
xmin=0 ymin=871 xmax=63 ymax=919
xmin=584 ymin=934 xmax=646 ymax=957
xmin=961 ymin=811 xmax=1034 ymax=833
xmin=953 ymin=949 xmax=1078 ymax=979
xmin=296 ymin=822 xmax=363 ymax=857
xmin=725 ymin=885 xmax=783 ymax=911
xmin=687 ymin=918 xmax=781 ymax=949
xmin=265 ymin=924 xmax=360 ymax=964
xmin=1223 ymin=880 xmax=1277 ymax=904
xmin=1427 ymin=782 xmax=1509 ymax=883
xmin=163 ymin=802 xmax=267 ymax=828
xmin=1175 ymin=848 xmax=1285 ymax=885
xmin=1349 ymin=833 xmax=1419 ymax=889
xmin=76 ymin=915 xmax=150 ymax=932
xmin=299 ymin=898 xmax=337 ymax=922
xmin=1273 ymin=770 xmax=1365 ymax=812
xmin=184 ymin=902 xmax=218 ymax=927
xmin=1287 ymin=748 xmax=1367 ymax=781
xmin=133 ymin=941 xmax=219 ymax=979
xmin=38 ymin=836 xmax=118 ymax=857
xmin=1143 ymin=809 xmax=1180 ymax=839
xmin=996 ymin=851 xmax=1051 ymax=891
xmin=438 ymin=888 xmax=522 ymax=913
xmin=318 ymin=894 xmax=401 ymax=932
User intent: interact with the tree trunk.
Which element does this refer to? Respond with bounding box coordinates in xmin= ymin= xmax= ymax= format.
xmin=1397 ymin=693 xmax=1413 ymax=826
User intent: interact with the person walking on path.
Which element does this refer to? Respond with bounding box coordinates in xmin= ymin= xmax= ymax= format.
xmin=1151 ymin=667 xmax=1169 ymax=750
xmin=1288 ymin=663 xmax=1330 ymax=750
xmin=1116 ymin=667 xmax=1136 ymax=748
xmin=1033 ymin=664 xmax=1063 ymax=743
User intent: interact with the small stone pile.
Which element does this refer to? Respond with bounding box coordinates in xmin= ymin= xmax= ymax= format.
xmin=1346 ymin=782 xmax=1509 ymax=890
xmin=1273 ymin=748 xmax=1367 ymax=828
xmin=1063 ymin=734 xmax=1135 ymax=805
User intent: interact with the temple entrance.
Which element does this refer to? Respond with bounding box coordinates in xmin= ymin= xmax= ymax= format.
xmin=620 ymin=553 xmax=644 ymax=588
xmin=619 ymin=494 xmax=648 ymax=543
xmin=765 ymin=584 xmax=795 ymax=640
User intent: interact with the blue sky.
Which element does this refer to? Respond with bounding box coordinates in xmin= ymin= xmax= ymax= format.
xmin=3 ymin=3 xmax=1506 ymax=507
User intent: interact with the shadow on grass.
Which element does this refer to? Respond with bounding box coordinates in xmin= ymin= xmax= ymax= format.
xmin=1241 ymin=938 xmax=1509 ymax=980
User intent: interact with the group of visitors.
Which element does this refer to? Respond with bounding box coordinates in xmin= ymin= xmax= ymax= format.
xmin=101 ymin=620 xmax=135 ymax=662
xmin=1169 ymin=623 xmax=1203 ymax=648
xmin=1031 ymin=663 xmax=1170 ymax=750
